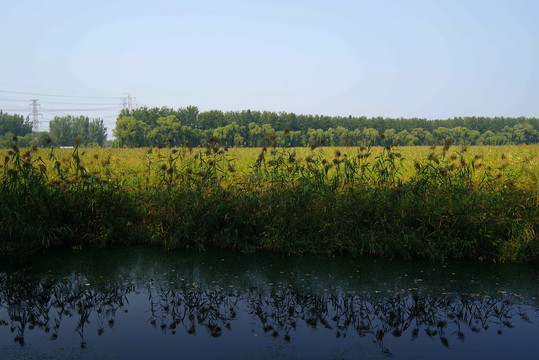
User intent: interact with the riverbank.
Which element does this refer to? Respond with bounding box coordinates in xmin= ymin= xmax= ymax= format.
xmin=1 ymin=139 xmax=537 ymax=261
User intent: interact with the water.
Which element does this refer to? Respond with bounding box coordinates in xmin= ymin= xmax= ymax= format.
xmin=0 ymin=246 xmax=537 ymax=359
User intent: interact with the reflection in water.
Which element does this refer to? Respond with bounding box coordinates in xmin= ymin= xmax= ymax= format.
xmin=0 ymin=247 xmax=537 ymax=359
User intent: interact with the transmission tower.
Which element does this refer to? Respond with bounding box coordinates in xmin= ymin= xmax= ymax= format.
xmin=29 ymin=99 xmax=42 ymax=133
xmin=128 ymin=93 xmax=136 ymax=112
xmin=121 ymin=97 xmax=128 ymax=110
xmin=121 ymin=93 xmax=137 ymax=112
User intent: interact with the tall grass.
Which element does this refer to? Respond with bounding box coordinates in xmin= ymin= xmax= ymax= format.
xmin=1 ymin=135 xmax=537 ymax=261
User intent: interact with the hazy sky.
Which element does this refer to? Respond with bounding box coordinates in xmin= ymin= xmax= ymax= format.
xmin=1 ymin=0 xmax=538 ymax=132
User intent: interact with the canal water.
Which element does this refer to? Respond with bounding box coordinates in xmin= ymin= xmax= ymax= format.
xmin=0 ymin=246 xmax=537 ymax=359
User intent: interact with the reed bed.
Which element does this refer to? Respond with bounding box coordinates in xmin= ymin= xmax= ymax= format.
xmin=1 ymin=136 xmax=537 ymax=262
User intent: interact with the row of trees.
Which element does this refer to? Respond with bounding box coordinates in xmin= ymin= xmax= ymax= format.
xmin=0 ymin=111 xmax=33 ymax=136
xmin=48 ymin=115 xmax=107 ymax=147
xmin=2 ymin=106 xmax=539 ymax=148
xmin=116 ymin=106 xmax=539 ymax=134
xmin=0 ymin=112 xmax=107 ymax=148
xmin=113 ymin=107 xmax=539 ymax=147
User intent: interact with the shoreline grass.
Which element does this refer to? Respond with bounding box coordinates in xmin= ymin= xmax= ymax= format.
xmin=1 ymin=137 xmax=537 ymax=262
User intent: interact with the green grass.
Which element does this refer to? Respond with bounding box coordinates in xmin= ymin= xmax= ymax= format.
xmin=1 ymin=137 xmax=537 ymax=261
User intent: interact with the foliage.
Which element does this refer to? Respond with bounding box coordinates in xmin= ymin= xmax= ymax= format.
xmin=49 ymin=115 xmax=107 ymax=147
xmin=113 ymin=107 xmax=539 ymax=148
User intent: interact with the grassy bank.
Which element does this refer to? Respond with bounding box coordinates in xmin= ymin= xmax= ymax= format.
xmin=1 ymin=137 xmax=537 ymax=261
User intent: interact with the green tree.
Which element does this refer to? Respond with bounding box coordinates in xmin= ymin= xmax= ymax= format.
xmin=49 ymin=115 xmax=74 ymax=146
xmin=0 ymin=111 xmax=33 ymax=136
xmin=88 ymin=118 xmax=107 ymax=146
xmin=113 ymin=116 xmax=150 ymax=147
xmin=72 ymin=116 xmax=90 ymax=144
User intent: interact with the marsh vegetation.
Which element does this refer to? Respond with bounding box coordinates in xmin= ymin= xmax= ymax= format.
xmin=1 ymin=136 xmax=537 ymax=261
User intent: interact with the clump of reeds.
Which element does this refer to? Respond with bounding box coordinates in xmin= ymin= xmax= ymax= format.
xmin=0 ymin=136 xmax=536 ymax=262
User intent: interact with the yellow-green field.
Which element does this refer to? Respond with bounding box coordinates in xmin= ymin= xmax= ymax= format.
xmin=6 ymin=144 xmax=537 ymax=189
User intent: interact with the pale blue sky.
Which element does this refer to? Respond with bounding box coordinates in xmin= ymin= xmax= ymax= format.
xmin=1 ymin=0 xmax=538 ymax=132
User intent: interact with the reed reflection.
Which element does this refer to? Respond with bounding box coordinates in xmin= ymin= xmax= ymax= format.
xmin=0 ymin=271 xmax=533 ymax=354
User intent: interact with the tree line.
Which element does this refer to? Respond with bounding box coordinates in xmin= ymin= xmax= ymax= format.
xmin=113 ymin=106 xmax=539 ymax=147
xmin=0 ymin=111 xmax=107 ymax=148
xmin=2 ymin=106 xmax=538 ymax=148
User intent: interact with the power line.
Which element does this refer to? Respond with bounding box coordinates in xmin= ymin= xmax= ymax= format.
xmin=0 ymin=89 xmax=120 ymax=100
xmin=1 ymin=89 xmax=138 ymax=134
xmin=42 ymin=107 xmax=120 ymax=111
xmin=0 ymin=97 xmax=31 ymax=102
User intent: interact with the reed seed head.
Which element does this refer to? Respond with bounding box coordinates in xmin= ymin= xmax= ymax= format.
xmin=75 ymin=137 xmax=81 ymax=144
xmin=288 ymin=154 xmax=295 ymax=163
xmin=443 ymin=138 xmax=452 ymax=151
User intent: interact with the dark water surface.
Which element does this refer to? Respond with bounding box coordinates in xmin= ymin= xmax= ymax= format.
xmin=0 ymin=246 xmax=537 ymax=359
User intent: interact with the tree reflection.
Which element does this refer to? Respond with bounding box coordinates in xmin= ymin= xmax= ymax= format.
xmin=0 ymin=271 xmax=533 ymax=353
